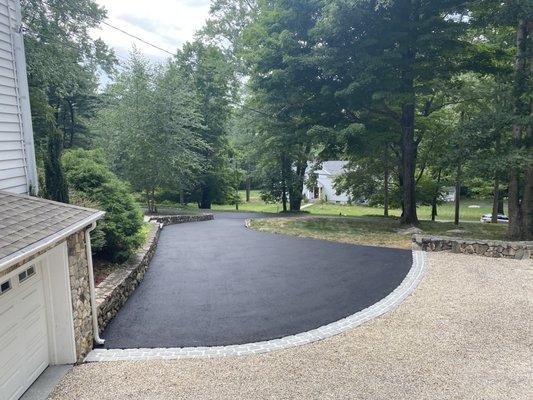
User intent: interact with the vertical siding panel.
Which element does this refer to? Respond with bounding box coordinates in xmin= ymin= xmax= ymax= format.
xmin=0 ymin=0 xmax=28 ymax=194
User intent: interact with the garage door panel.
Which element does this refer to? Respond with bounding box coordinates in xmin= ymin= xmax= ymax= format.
xmin=0 ymin=263 xmax=49 ymax=400
xmin=0 ymin=366 xmax=22 ymax=400
xmin=23 ymin=349 xmax=48 ymax=387
xmin=0 ymin=346 xmax=20 ymax=375
xmin=0 ymin=306 xmax=16 ymax=338
xmin=0 ymin=321 xmax=17 ymax=347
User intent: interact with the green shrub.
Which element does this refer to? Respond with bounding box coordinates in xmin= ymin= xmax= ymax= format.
xmin=63 ymin=149 xmax=144 ymax=262
xmin=68 ymin=189 xmax=106 ymax=253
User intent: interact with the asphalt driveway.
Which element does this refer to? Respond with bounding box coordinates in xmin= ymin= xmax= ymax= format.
xmin=102 ymin=212 xmax=412 ymax=348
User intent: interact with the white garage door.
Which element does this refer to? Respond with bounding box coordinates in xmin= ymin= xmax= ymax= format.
xmin=0 ymin=263 xmax=49 ymax=400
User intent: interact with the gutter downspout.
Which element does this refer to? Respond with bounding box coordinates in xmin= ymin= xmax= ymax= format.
xmin=85 ymin=222 xmax=105 ymax=345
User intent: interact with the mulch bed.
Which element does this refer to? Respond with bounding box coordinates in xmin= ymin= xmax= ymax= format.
xmin=93 ymin=258 xmax=125 ymax=286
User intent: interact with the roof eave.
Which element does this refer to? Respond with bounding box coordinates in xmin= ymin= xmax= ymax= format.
xmin=0 ymin=211 xmax=105 ymax=272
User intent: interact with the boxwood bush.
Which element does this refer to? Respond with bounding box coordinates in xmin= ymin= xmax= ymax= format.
xmin=63 ymin=149 xmax=144 ymax=262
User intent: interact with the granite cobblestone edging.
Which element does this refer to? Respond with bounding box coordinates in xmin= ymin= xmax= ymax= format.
xmin=413 ymin=234 xmax=532 ymax=260
xmin=85 ymin=250 xmax=426 ymax=362
xmin=95 ymin=213 xmax=214 ymax=332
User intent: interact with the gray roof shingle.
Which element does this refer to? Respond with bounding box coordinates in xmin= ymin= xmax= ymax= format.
xmin=315 ymin=161 xmax=348 ymax=176
xmin=0 ymin=191 xmax=104 ymax=268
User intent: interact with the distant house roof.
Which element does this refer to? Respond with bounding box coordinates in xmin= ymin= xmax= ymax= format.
xmin=316 ymin=161 xmax=348 ymax=176
xmin=0 ymin=191 xmax=104 ymax=270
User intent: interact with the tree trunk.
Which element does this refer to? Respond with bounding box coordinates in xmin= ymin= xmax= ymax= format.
xmin=454 ymin=164 xmax=461 ymax=226
xmin=398 ymin=170 xmax=404 ymax=217
xmin=524 ymin=165 xmax=533 ymax=240
xmin=383 ymin=150 xmax=389 ymax=217
xmin=152 ymin=188 xmax=157 ymax=213
xmin=289 ymin=159 xmax=306 ymax=212
xmin=199 ymin=184 xmax=212 ymax=209
xmin=400 ymin=102 xmax=419 ymax=225
xmin=67 ymin=99 xmax=75 ymax=148
xmin=398 ymin=3 xmax=419 ymax=226
xmin=281 ymin=188 xmax=287 ymax=212
xmin=524 ymin=20 xmax=533 ymax=240
xmin=492 ymin=175 xmax=500 ymax=224
xmin=246 ymin=177 xmax=251 ymax=202
xmin=492 ymin=134 xmax=502 ymax=223
xmin=281 ymin=153 xmax=288 ymax=212
xmin=146 ymin=189 xmax=151 ymax=213
xmin=44 ymin=126 xmax=69 ymax=203
xmin=431 ymin=169 xmax=442 ymax=222
xmin=431 ymin=202 xmax=437 ymax=222
xmin=179 ymin=190 xmax=185 ymax=206
xmin=508 ymin=18 xmax=529 ymax=239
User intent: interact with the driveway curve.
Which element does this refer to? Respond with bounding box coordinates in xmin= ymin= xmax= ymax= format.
xmin=102 ymin=212 xmax=412 ymax=348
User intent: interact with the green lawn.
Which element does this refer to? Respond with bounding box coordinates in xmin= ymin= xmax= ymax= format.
xmin=213 ymin=190 xmax=502 ymax=222
xmin=250 ymin=216 xmax=509 ymax=249
xmin=212 ymin=190 xmax=282 ymax=213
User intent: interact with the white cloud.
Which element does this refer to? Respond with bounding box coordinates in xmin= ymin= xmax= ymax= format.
xmin=92 ymin=0 xmax=211 ymax=65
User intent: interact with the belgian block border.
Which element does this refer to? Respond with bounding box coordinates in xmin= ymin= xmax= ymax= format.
xmin=86 ymin=251 xmax=426 ymax=362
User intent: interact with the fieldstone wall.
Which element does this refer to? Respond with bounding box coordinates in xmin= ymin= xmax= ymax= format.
xmin=66 ymin=231 xmax=94 ymax=362
xmin=95 ymin=223 xmax=161 ymax=332
xmin=95 ymin=214 xmax=214 ymax=333
xmin=413 ymin=234 xmax=533 ymax=260
xmin=148 ymin=213 xmax=214 ymax=226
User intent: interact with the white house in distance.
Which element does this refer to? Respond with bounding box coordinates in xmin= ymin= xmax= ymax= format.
xmin=0 ymin=1 xmax=104 ymax=399
xmin=303 ymin=161 xmax=351 ymax=204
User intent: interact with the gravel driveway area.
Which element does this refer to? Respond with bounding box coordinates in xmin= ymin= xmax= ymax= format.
xmin=51 ymin=252 xmax=532 ymax=400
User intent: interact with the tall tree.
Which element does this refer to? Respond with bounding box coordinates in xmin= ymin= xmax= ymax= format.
xmin=315 ymin=0 xmax=484 ymax=224
xmin=21 ymin=0 xmax=115 ymax=199
xmin=242 ymin=0 xmax=340 ymax=211
xmin=96 ymin=51 xmax=206 ymax=212
xmin=470 ymin=0 xmax=532 ymax=239
xmin=176 ymin=41 xmax=236 ymax=209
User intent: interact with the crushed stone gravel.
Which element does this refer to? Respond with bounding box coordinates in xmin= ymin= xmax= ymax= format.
xmin=50 ymin=252 xmax=533 ymax=400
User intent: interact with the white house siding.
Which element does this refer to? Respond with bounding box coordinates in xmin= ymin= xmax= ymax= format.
xmin=0 ymin=0 xmax=37 ymax=195
xmin=316 ymin=174 xmax=350 ymax=203
xmin=304 ymin=161 xmax=351 ymax=204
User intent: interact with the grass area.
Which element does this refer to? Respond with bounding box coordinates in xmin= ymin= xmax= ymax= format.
xmin=212 ymin=190 xmax=283 ymax=213
xmin=250 ymin=216 xmax=509 ymax=249
xmin=213 ymin=190 xmax=504 ymax=222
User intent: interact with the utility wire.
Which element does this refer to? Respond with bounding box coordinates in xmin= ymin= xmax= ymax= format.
xmin=101 ymin=21 xmax=175 ymax=56
xmin=24 ymin=15 xmax=281 ymax=118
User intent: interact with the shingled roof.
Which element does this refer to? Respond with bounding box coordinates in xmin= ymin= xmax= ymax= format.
xmin=0 ymin=191 xmax=104 ymax=269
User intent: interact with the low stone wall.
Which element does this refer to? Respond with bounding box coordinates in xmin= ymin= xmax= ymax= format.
xmin=95 ymin=223 xmax=161 ymax=332
xmin=148 ymin=213 xmax=214 ymax=226
xmin=412 ymin=234 xmax=533 ymax=260
xmin=95 ymin=213 xmax=214 ymax=332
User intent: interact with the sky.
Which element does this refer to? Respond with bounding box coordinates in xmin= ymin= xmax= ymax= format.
xmin=92 ymin=0 xmax=212 ymax=67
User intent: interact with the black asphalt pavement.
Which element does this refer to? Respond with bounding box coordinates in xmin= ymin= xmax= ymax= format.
xmin=102 ymin=212 xmax=412 ymax=348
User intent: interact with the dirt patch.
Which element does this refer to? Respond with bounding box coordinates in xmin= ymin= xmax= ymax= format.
xmin=93 ymin=258 xmax=124 ymax=287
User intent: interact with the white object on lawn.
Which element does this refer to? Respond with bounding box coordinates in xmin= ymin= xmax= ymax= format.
xmin=480 ymin=214 xmax=509 ymax=223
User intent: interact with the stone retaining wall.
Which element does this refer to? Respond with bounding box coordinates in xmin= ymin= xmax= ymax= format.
xmin=95 ymin=223 xmax=161 ymax=332
xmin=148 ymin=213 xmax=214 ymax=226
xmin=95 ymin=213 xmax=214 ymax=332
xmin=412 ymin=234 xmax=533 ymax=260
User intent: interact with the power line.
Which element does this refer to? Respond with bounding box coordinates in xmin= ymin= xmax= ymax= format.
xmin=101 ymin=21 xmax=175 ymax=56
